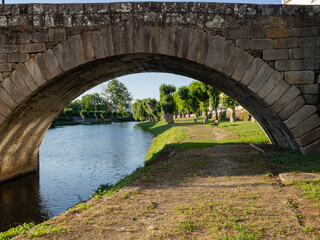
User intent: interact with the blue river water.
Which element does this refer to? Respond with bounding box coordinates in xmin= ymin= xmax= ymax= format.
xmin=0 ymin=122 xmax=153 ymax=232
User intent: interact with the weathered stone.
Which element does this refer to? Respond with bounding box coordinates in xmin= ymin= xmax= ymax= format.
xmin=235 ymin=39 xmax=250 ymax=50
xmin=285 ymin=71 xmax=315 ymax=84
xmin=266 ymin=28 xmax=292 ymax=38
xmin=304 ymin=59 xmax=320 ymax=70
xmin=257 ymin=71 xmax=283 ymax=99
xmin=20 ymin=43 xmax=46 ymax=53
xmin=248 ymin=26 xmax=266 ymax=39
xmin=293 ymin=27 xmax=319 ymax=37
xmin=0 ymin=45 xmax=19 ymax=54
xmin=52 ymin=44 xmax=71 ymax=72
xmin=101 ymin=26 xmax=114 ymax=57
xmin=298 ymin=84 xmax=319 ymax=94
xmin=297 ymin=125 xmax=320 ymax=146
xmin=303 ymin=94 xmax=319 ymax=105
xmin=274 ymin=37 xmax=298 ymax=48
xmin=263 ymin=49 xmax=288 ymax=61
xmin=240 ymin=58 xmax=264 ymax=87
xmin=49 ymin=29 xmax=66 ymax=44
xmin=299 ymin=37 xmax=320 ymax=47
xmin=275 ymin=60 xmax=304 ymax=71
xmin=272 ymin=85 xmax=301 ymax=113
xmin=34 ymin=53 xmax=53 ymax=81
xmin=91 ymin=31 xmax=106 ymax=59
xmin=196 ymin=34 xmax=214 ymax=65
xmin=222 ymin=46 xmax=244 ymax=76
xmin=300 ymin=139 xmax=320 ymax=155
xmin=81 ymin=32 xmax=94 ymax=61
xmin=278 ymin=96 xmax=305 ymax=120
xmin=232 ymin=52 xmax=254 ymax=82
xmin=251 ymin=39 xmax=273 ymax=50
xmin=284 ymin=105 xmax=317 ymax=129
xmin=248 ymin=63 xmax=274 ymax=93
xmin=222 ymin=27 xmax=247 ymax=39
xmin=293 ymin=47 xmax=320 ymax=59
xmin=264 ymin=80 xmax=290 ymax=106
xmin=61 ymin=35 xmax=86 ymax=69
xmin=24 ymin=58 xmax=46 ymax=87
xmin=0 ymin=86 xmax=17 ymax=110
xmin=204 ymin=35 xmax=225 ymax=68
xmin=0 ymin=63 xmax=12 ymax=72
xmin=15 ymin=63 xmax=38 ymax=90
xmin=0 ymin=99 xmax=11 ymax=117
xmin=43 ymin=49 xmax=63 ymax=78
xmin=9 ymin=71 xmax=31 ymax=97
xmin=291 ymin=114 xmax=320 ymax=138
xmin=30 ymin=32 xmax=49 ymax=43
xmin=0 ymin=54 xmax=6 ymax=62
xmin=1 ymin=77 xmax=24 ymax=104
xmin=7 ymin=54 xmax=30 ymax=63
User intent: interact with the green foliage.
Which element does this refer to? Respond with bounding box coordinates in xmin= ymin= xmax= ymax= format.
xmin=159 ymin=84 xmax=176 ymax=123
xmin=133 ymin=99 xmax=148 ymax=121
xmin=0 ymin=222 xmax=35 ymax=240
xmin=295 ymin=179 xmax=320 ymax=201
xmin=222 ymin=95 xmax=237 ymax=109
xmin=189 ymin=81 xmax=210 ymax=116
xmin=102 ymin=79 xmax=133 ymax=110
xmin=79 ymin=93 xmax=108 ymax=111
xmin=80 ymin=110 xmax=88 ymax=120
xmin=28 ymin=222 xmax=66 ymax=237
xmin=133 ymin=98 xmax=161 ymax=122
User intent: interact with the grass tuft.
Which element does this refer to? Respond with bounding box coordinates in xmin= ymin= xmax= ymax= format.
xmin=0 ymin=222 xmax=35 ymax=240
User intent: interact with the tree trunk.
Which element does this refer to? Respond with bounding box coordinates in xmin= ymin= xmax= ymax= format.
xmin=187 ymin=110 xmax=190 ymax=118
xmin=230 ymin=107 xmax=236 ymax=122
xmin=163 ymin=112 xmax=167 ymax=123
xmin=174 ymin=111 xmax=178 ymax=119
xmin=205 ymin=111 xmax=208 ymax=119
xmin=182 ymin=111 xmax=186 ymax=118
xmin=214 ymin=108 xmax=219 ymax=120
xmin=167 ymin=113 xmax=174 ymax=124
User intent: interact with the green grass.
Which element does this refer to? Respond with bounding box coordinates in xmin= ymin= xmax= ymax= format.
xmin=0 ymin=222 xmax=35 ymax=240
xmin=295 ymin=179 xmax=320 ymax=202
xmin=28 ymin=222 xmax=66 ymax=237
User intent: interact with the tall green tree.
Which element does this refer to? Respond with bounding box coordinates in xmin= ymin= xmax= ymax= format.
xmin=177 ymin=86 xmax=193 ymax=117
xmin=133 ymin=99 xmax=148 ymax=121
xmin=142 ymin=98 xmax=161 ymax=122
xmin=222 ymin=95 xmax=237 ymax=122
xmin=189 ymin=81 xmax=210 ymax=118
xmin=79 ymin=93 xmax=108 ymax=111
xmin=159 ymin=84 xmax=176 ymax=124
xmin=207 ymin=86 xmax=221 ymax=120
xmin=102 ymin=79 xmax=133 ymax=110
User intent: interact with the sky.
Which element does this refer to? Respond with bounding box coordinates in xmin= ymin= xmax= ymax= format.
xmin=7 ymin=0 xmax=282 ymax=101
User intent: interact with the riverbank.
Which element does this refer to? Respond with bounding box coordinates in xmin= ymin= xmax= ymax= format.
xmin=3 ymin=119 xmax=320 ymax=239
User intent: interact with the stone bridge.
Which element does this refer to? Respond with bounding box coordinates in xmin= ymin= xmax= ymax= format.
xmin=0 ymin=2 xmax=319 ymax=183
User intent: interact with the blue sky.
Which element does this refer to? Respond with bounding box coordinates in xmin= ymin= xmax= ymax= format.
xmin=8 ymin=0 xmax=281 ymax=101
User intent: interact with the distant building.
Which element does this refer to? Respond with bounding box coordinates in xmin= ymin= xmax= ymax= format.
xmin=282 ymin=0 xmax=319 ymax=4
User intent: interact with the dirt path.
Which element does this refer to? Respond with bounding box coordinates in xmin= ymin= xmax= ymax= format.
xmin=15 ymin=145 xmax=320 ymax=240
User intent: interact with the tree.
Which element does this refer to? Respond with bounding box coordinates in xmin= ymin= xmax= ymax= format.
xmin=133 ymin=99 xmax=148 ymax=121
xmin=222 ymin=95 xmax=237 ymax=122
xmin=177 ymin=86 xmax=193 ymax=117
xmin=189 ymin=81 xmax=210 ymax=118
xmin=80 ymin=110 xmax=88 ymax=120
xmin=102 ymin=79 xmax=133 ymax=110
xmin=142 ymin=98 xmax=161 ymax=122
xmin=207 ymin=86 xmax=221 ymax=120
xmin=79 ymin=93 xmax=108 ymax=111
xmin=159 ymin=84 xmax=176 ymax=124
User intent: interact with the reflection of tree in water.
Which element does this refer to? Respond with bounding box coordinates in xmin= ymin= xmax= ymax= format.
xmin=0 ymin=172 xmax=50 ymax=232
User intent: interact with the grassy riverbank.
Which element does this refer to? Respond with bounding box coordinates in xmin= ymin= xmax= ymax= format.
xmin=3 ymin=118 xmax=320 ymax=240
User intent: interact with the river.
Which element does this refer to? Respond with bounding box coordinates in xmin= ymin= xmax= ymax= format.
xmin=0 ymin=122 xmax=153 ymax=232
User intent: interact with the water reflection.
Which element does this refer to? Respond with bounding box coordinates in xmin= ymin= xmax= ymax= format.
xmin=0 ymin=122 xmax=153 ymax=232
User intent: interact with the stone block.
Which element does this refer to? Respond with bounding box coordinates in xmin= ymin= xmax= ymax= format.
xmin=0 ymin=45 xmax=19 ymax=54
xmin=275 ymin=60 xmax=304 ymax=71
xmin=278 ymin=95 xmax=305 ymax=120
xmin=274 ymin=37 xmax=298 ymax=49
xmin=299 ymin=37 xmax=320 ymax=47
xmin=293 ymin=27 xmax=319 ymax=37
xmin=303 ymin=94 xmax=319 ymax=105
xmin=240 ymin=58 xmax=264 ymax=87
xmin=30 ymin=32 xmax=49 ymax=43
xmin=91 ymin=31 xmax=106 ymax=59
xmin=204 ymin=35 xmax=225 ymax=68
xmin=0 ymin=99 xmax=11 ymax=117
xmin=248 ymin=26 xmax=266 ymax=39
xmin=0 ymin=113 xmax=4 ymax=125
xmin=81 ymin=32 xmax=94 ymax=61
xmin=43 ymin=49 xmax=62 ymax=78
xmin=263 ymin=49 xmax=288 ymax=61
xmin=272 ymin=85 xmax=301 ymax=113
xmin=61 ymin=35 xmax=86 ymax=69
xmin=293 ymin=47 xmax=320 ymax=59
xmin=9 ymin=71 xmax=31 ymax=97
xmin=24 ymin=58 xmax=46 ymax=87
xmin=264 ymin=80 xmax=290 ymax=106
xmin=0 ymin=54 xmax=6 ymax=62
xmin=251 ymin=39 xmax=273 ymax=50
xmin=222 ymin=27 xmax=247 ymax=39
xmin=285 ymin=71 xmax=315 ymax=84
xmin=257 ymin=71 xmax=283 ymax=99
xmin=284 ymin=105 xmax=317 ymax=129
xmin=248 ymin=63 xmax=274 ymax=93
xmin=49 ymin=29 xmax=66 ymax=45
xmin=298 ymin=84 xmax=319 ymax=94
xmin=212 ymin=41 xmax=235 ymax=72
xmin=185 ymin=29 xmax=205 ymax=61
xmin=232 ymin=52 xmax=254 ymax=82
xmin=52 ymin=44 xmax=71 ymax=72
xmin=101 ymin=26 xmax=115 ymax=57
xmin=0 ymin=86 xmax=17 ymax=110
xmin=1 ymin=77 xmax=24 ymax=104
xmin=304 ymin=59 xmax=320 ymax=70
xmin=15 ymin=63 xmax=38 ymax=91
xmin=266 ymin=28 xmax=292 ymax=38
xmin=7 ymin=54 xmax=29 ymax=63
xmin=300 ymin=139 xmax=320 ymax=155
xmin=20 ymin=43 xmax=46 ymax=53
xmin=235 ymin=39 xmax=251 ymax=50
xmin=0 ymin=63 xmax=12 ymax=72
xmin=222 ymin=46 xmax=244 ymax=76
xmin=34 ymin=53 xmax=53 ymax=81
xmin=296 ymin=126 xmax=320 ymax=147
xmin=291 ymin=114 xmax=320 ymax=138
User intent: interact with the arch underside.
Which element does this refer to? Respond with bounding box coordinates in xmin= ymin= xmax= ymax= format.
xmin=0 ymin=53 xmax=299 ymax=182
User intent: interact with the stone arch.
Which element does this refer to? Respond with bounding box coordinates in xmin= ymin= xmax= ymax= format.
xmin=0 ymin=25 xmax=319 ymax=183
